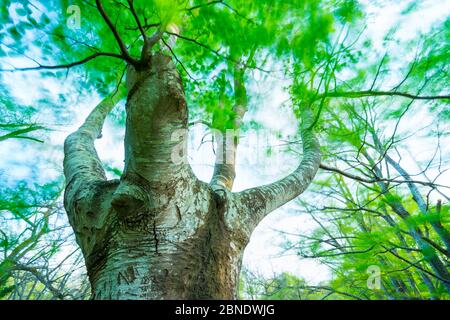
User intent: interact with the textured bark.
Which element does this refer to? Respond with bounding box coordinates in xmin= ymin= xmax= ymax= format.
xmin=63 ymin=53 xmax=320 ymax=299
xmin=210 ymin=65 xmax=248 ymax=191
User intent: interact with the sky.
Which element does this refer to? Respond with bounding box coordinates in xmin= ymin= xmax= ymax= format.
xmin=1 ymin=0 xmax=449 ymax=286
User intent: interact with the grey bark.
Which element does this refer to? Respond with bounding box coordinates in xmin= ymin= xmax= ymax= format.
xmin=210 ymin=65 xmax=248 ymax=191
xmin=354 ymin=210 xmax=413 ymax=298
xmin=63 ymin=53 xmax=321 ymax=299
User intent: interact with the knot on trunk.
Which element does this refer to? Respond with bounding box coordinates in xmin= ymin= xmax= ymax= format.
xmin=111 ymin=172 xmax=152 ymax=218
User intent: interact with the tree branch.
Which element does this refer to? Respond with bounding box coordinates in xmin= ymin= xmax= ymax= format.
xmin=95 ymin=0 xmax=139 ymax=65
xmin=185 ymin=0 xmax=224 ymax=11
xmin=185 ymin=0 xmax=254 ymax=23
xmin=236 ymin=106 xmax=321 ymax=225
xmin=127 ymin=0 xmax=146 ymax=39
xmin=372 ymin=133 xmax=450 ymax=251
xmin=0 ymin=124 xmax=45 ymax=142
xmin=303 ymin=285 xmax=363 ymax=300
xmin=319 ymin=163 xmax=449 ymax=188
xmin=165 ymin=31 xmax=270 ymax=73
xmin=318 ymin=90 xmax=450 ymax=101
xmin=0 ymin=52 xmax=125 ymax=72
xmin=160 ymin=37 xmax=196 ymax=81
xmin=364 ymin=152 xmax=450 ymax=292
xmin=63 ymin=84 xmax=124 ymax=191
xmin=210 ymin=64 xmax=248 ymax=191
xmin=13 ymin=262 xmax=67 ymax=300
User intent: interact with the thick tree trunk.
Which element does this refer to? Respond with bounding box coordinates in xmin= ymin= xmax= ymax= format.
xmin=87 ymin=180 xmax=247 ymax=299
xmin=64 ymin=54 xmax=249 ymax=299
xmin=63 ymin=53 xmax=320 ymax=300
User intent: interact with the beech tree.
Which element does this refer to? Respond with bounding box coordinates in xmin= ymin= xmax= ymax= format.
xmin=1 ymin=0 xmax=448 ymax=299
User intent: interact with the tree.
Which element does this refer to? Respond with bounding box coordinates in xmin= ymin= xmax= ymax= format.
xmin=0 ymin=112 xmax=88 ymax=299
xmin=0 ymin=169 xmax=89 ymax=300
xmin=280 ymin=94 xmax=450 ymax=299
xmin=1 ymin=0 xmax=448 ymax=299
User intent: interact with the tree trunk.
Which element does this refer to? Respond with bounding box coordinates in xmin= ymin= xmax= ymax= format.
xmin=63 ymin=53 xmax=320 ymax=300
xmin=87 ymin=180 xmax=247 ymax=299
